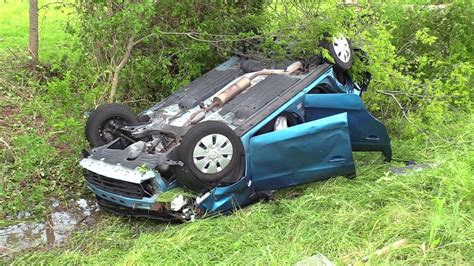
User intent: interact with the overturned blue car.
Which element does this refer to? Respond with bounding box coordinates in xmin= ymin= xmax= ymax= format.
xmin=80 ymin=36 xmax=391 ymax=221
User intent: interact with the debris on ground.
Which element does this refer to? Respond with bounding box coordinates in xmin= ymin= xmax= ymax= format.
xmin=0 ymin=198 xmax=99 ymax=257
xmin=295 ymin=253 xmax=334 ymax=266
xmin=361 ymin=239 xmax=408 ymax=263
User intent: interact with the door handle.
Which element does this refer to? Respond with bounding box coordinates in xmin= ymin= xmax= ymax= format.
xmin=329 ymin=156 xmax=346 ymax=163
xmin=365 ymin=135 xmax=380 ymax=141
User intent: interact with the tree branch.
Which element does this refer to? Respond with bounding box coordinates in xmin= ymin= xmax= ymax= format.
xmin=133 ymin=31 xmax=262 ymax=46
xmin=375 ymin=89 xmax=410 ymax=121
xmin=108 ymin=30 xmax=262 ymax=102
xmin=38 ymin=1 xmax=69 ymax=10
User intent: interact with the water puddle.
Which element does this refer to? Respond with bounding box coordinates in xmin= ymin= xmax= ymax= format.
xmin=0 ymin=198 xmax=99 ymax=256
xmin=389 ymin=161 xmax=437 ymax=175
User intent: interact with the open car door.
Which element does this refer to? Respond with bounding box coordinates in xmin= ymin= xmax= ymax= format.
xmin=304 ymin=94 xmax=392 ymax=161
xmin=249 ymin=113 xmax=355 ymax=191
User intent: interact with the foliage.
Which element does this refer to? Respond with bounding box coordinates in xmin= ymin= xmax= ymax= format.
xmin=366 ymin=3 xmax=474 ymax=135
xmin=73 ymin=0 xmax=266 ymax=103
xmin=247 ymin=1 xmax=474 ymax=137
xmin=156 ymin=187 xmax=198 ymax=203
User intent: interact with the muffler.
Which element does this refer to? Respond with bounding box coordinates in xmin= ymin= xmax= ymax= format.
xmin=189 ymin=61 xmax=303 ymax=124
xmin=213 ymin=61 xmax=303 ymax=107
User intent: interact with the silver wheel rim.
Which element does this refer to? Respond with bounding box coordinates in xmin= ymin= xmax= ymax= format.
xmin=192 ymin=134 xmax=233 ymax=174
xmin=332 ymin=36 xmax=351 ymax=63
xmin=274 ymin=116 xmax=289 ymax=131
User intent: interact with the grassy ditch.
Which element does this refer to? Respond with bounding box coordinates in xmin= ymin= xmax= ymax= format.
xmin=16 ymin=114 xmax=474 ymax=264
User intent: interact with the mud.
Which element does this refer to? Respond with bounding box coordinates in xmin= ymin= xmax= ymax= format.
xmin=0 ymin=198 xmax=99 ymax=256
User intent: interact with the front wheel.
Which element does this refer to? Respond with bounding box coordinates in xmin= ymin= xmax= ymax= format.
xmin=174 ymin=121 xmax=244 ymax=192
xmin=85 ymin=103 xmax=138 ymax=147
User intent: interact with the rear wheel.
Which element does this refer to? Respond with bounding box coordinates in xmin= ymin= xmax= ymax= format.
xmin=85 ymin=103 xmax=138 ymax=147
xmin=174 ymin=121 xmax=244 ymax=192
xmin=321 ymin=35 xmax=353 ymax=71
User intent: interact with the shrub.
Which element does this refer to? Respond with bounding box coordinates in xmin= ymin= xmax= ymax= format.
xmin=73 ymin=0 xmax=267 ymax=105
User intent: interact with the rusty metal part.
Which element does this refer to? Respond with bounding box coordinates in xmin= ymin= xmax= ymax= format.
xmin=285 ymin=61 xmax=304 ymax=74
xmin=189 ymin=109 xmax=208 ymax=125
xmin=213 ymin=62 xmax=302 ymax=107
xmin=213 ymin=77 xmax=251 ymax=107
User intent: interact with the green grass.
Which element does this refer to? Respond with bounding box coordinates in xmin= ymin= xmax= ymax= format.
xmin=0 ymin=1 xmax=85 ymax=217
xmin=0 ymin=0 xmax=73 ymax=61
xmin=15 ymin=114 xmax=474 ymax=264
xmin=156 ymin=187 xmax=198 ymax=203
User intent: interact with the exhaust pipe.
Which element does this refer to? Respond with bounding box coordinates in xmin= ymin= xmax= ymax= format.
xmin=212 ymin=77 xmax=251 ymax=107
xmin=213 ymin=61 xmax=303 ymax=107
xmin=189 ymin=61 xmax=303 ymax=124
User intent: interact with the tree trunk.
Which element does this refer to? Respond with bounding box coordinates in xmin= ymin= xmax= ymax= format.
xmin=29 ymin=0 xmax=39 ymax=68
xmin=109 ymin=37 xmax=135 ymax=102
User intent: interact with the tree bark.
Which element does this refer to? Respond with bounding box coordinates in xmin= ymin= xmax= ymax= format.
xmin=29 ymin=0 xmax=39 ymax=68
xmin=109 ymin=37 xmax=135 ymax=102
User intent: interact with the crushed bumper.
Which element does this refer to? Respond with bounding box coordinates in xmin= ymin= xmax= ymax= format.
xmin=86 ymin=181 xmax=157 ymax=210
xmin=96 ymin=196 xmax=176 ymax=221
xmin=87 ymin=181 xmax=177 ymax=220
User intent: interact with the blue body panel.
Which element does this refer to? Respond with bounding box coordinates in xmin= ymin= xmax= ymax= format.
xmin=194 ymin=69 xmax=389 ymax=214
xmin=304 ymin=94 xmax=392 ymax=161
xmin=249 ymin=113 xmax=354 ymax=191
xmin=195 ymin=69 xmax=359 ymax=213
xmin=197 ymin=175 xmax=255 ymax=213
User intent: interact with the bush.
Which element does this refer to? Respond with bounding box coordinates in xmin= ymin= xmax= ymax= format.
xmin=70 ymin=1 xmax=473 ymax=132
xmin=73 ymin=0 xmax=267 ymax=105
xmin=252 ymin=2 xmax=473 ymax=138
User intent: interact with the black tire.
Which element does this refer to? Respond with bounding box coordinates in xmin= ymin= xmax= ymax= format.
xmin=174 ymin=121 xmax=244 ymax=192
xmin=85 ymin=103 xmax=138 ymax=147
xmin=320 ymin=35 xmax=353 ymax=71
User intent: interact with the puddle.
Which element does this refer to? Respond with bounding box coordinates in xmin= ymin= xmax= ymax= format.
xmin=389 ymin=161 xmax=437 ymax=175
xmin=0 ymin=198 xmax=99 ymax=256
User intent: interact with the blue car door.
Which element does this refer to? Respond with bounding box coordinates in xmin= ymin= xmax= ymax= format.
xmin=249 ymin=113 xmax=355 ymax=191
xmin=304 ymin=93 xmax=392 ymax=161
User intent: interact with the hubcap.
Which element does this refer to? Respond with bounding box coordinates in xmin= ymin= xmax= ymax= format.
xmin=332 ymin=36 xmax=351 ymax=63
xmin=193 ymin=134 xmax=233 ymax=174
xmin=274 ymin=116 xmax=289 ymax=131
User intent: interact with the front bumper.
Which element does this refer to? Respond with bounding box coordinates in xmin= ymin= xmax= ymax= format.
xmin=86 ymin=180 xmax=157 ymax=210
xmin=87 ymin=181 xmax=177 ymax=220
xmin=81 ymin=155 xmax=191 ymax=220
xmin=96 ymin=196 xmax=176 ymax=221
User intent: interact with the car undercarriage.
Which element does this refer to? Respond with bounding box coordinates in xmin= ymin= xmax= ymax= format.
xmin=80 ymin=37 xmax=392 ymax=221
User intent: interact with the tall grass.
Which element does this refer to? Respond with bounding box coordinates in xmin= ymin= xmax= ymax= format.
xmin=17 ymin=114 xmax=474 ymax=264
